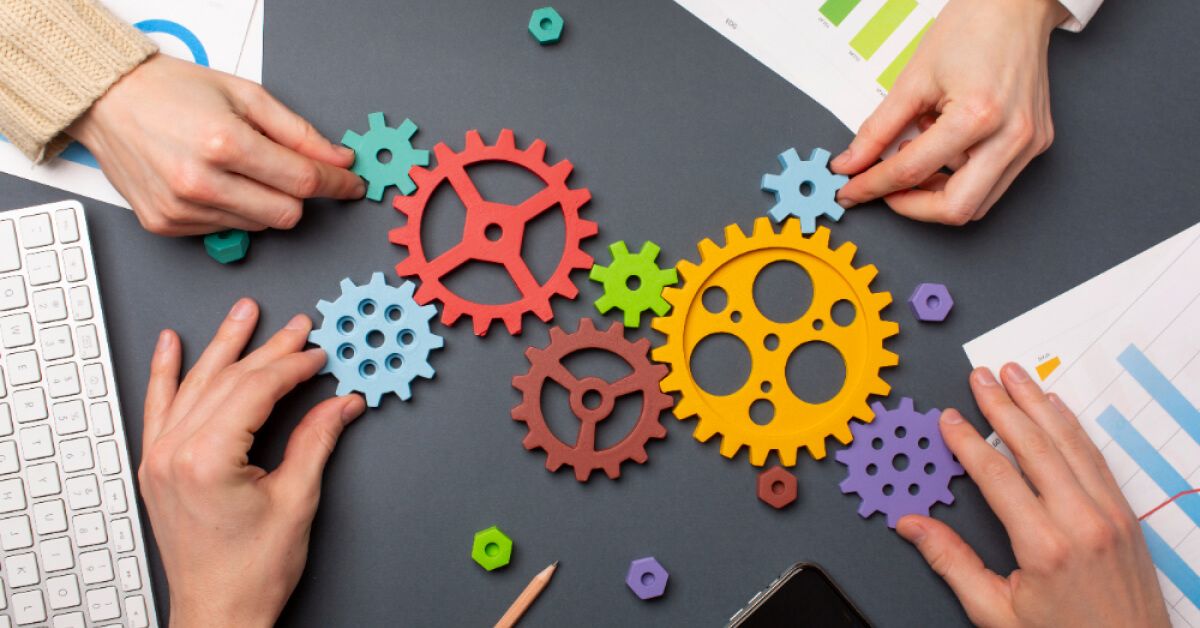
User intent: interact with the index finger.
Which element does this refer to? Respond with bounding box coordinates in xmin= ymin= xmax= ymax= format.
xmin=236 ymin=82 xmax=355 ymax=167
xmin=217 ymin=349 xmax=328 ymax=436
xmin=231 ymin=126 xmax=364 ymax=200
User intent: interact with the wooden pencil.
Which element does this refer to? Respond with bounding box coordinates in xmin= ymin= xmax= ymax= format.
xmin=494 ymin=562 xmax=558 ymax=628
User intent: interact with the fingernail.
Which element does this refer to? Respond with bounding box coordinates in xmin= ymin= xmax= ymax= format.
xmin=285 ymin=314 xmax=309 ymax=330
xmin=341 ymin=395 xmax=366 ymax=422
xmin=229 ymin=299 xmax=255 ymax=321
xmin=338 ymin=146 xmax=355 ymax=161
xmin=353 ymin=179 xmax=366 ymax=197
xmin=1004 ymin=363 xmax=1030 ymax=383
xmin=940 ymin=410 xmax=963 ymax=425
xmin=831 ymin=148 xmax=852 ymax=168
xmin=897 ymin=517 xmax=927 ymax=543
xmin=972 ymin=367 xmax=998 ymax=387
xmin=837 ymin=197 xmax=857 ymax=209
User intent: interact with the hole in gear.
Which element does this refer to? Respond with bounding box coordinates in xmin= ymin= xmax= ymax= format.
xmin=386 ymin=305 xmax=403 ymax=322
xmin=760 ymin=381 xmax=771 ymax=393
xmin=871 ymin=437 xmax=884 ymax=450
xmin=702 ymin=286 xmax=727 ymax=314
xmin=753 ymin=260 xmax=814 ymax=324
xmin=689 ymin=333 xmax=750 ymax=396
xmin=883 ymin=484 xmax=895 ymax=496
xmin=398 ymin=330 xmax=416 ymax=347
xmin=799 ymin=180 xmax=814 ymax=196
xmin=386 ymin=354 xmax=403 ymax=371
xmin=764 ymin=334 xmax=779 ymax=351
xmin=785 ymin=341 xmax=846 ymax=404
xmin=771 ymin=480 xmax=786 ymax=495
xmin=485 ymin=542 xmax=499 ymax=557
xmin=376 ymin=148 xmax=393 ymax=164
xmin=908 ymin=484 xmax=920 ymax=496
xmin=338 ymin=317 xmax=355 ymax=334
xmin=813 ymin=319 xmax=824 ymax=331
xmin=924 ymin=463 xmax=936 ymax=475
xmin=485 ymin=224 xmax=503 ymax=241
xmin=927 ymin=295 xmax=941 ymax=309
xmin=731 ymin=311 xmax=742 ymax=323
xmin=893 ymin=453 xmax=910 ymax=471
xmin=582 ymin=389 xmax=603 ymax=409
xmin=441 ymin=261 xmax=523 ymax=305
xmin=359 ymin=360 xmax=377 ymax=378
xmin=830 ymin=299 xmax=856 ymax=327
xmin=918 ymin=437 xmax=930 ymax=449
xmin=866 ymin=463 xmax=878 ymax=476
xmin=625 ymin=275 xmax=642 ymax=291
xmin=640 ymin=572 xmax=655 ymax=586
xmin=895 ymin=426 xmax=907 ymax=439
xmin=560 ymin=349 xmax=633 ymax=382
xmin=359 ymin=300 xmax=376 ymax=317
xmin=749 ymin=399 xmax=775 ymax=426
xmin=366 ymin=330 xmax=385 ymax=348
xmin=338 ymin=344 xmax=355 ymax=361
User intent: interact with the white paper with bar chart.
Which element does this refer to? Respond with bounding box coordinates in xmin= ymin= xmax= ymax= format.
xmin=965 ymin=222 xmax=1200 ymax=627
xmin=673 ymin=0 xmax=945 ymax=132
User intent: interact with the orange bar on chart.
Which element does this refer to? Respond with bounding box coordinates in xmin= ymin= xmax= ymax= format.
xmin=1036 ymin=356 xmax=1061 ymax=381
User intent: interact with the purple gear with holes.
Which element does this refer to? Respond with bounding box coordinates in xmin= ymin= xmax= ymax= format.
xmin=835 ymin=397 xmax=963 ymax=528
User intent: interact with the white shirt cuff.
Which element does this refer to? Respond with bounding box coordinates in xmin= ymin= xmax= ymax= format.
xmin=1055 ymin=0 xmax=1102 ymax=32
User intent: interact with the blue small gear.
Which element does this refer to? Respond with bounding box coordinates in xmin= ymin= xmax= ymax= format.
xmin=309 ymin=273 xmax=444 ymax=406
xmin=761 ymin=147 xmax=849 ymax=234
xmin=342 ymin=112 xmax=430 ymax=201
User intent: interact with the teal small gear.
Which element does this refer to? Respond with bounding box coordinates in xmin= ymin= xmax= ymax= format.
xmin=342 ymin=112 xmax=431 ymax=201
xmin=309 ymin=272 xmax=444 ymax=406
xmin=761 ymin=147 xmax=849 ymax=234
xmin=588 ymin=241 xmax=678 ymax=327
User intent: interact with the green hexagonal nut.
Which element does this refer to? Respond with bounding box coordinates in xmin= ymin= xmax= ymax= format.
xmin=528 ymin=7 xmax=564 ymax=45
xmin=471 ymin=525 xmax=513 ymax=571
xmin=204 ymin=229 xmax=250 ymax=264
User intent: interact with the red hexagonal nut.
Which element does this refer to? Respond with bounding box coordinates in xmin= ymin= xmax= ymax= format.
xmin=757 ymin=465 xmax=797 ymax=509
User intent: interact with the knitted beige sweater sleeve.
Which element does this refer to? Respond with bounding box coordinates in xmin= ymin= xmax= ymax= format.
xmin=0 ymin=0 xmax=156 ymax=163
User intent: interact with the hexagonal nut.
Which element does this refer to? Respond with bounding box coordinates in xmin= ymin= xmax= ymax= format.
xmin=625 ymin=556 xmax=669 ymax=600
xmin=908 ymin=282 xmax=953 ymax=322
xmin=204 ymin=229 xmax=250 ymax=264
xmin=471 ymin=526 xmax=513 ymax=571
xmin=528 ymin=7 xmax=564 ymax=45
xmin=757 ymin=465 xmax=798 ymax=509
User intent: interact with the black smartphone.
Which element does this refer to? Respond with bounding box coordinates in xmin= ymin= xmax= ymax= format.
xmin=726 ymin=562 xmax=872 ymax=627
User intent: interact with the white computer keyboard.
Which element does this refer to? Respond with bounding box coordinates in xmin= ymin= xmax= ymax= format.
xmin=0 ymin=201 xmax=157 ymax=627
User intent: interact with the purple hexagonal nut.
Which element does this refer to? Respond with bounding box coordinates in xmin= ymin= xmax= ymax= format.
xmin=908 ymin=283 xmax=953 ymax=322
xmin=625 ymin=556 xmax=669 ymax=600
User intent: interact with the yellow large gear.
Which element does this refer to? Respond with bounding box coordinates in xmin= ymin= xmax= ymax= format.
xmin=651 ymin=217 xmax=899 ymax=466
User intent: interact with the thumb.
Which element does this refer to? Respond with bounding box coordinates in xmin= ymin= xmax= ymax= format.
xmin=897 ymin=515 xmax=1016 ymax=627
xmin=271 ymin=395 xmax=366 ymax=508
xmin=832 ymin=78 xmax=934 ymax=179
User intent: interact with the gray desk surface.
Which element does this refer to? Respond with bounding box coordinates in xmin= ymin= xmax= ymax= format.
xmin=2 ymin=0 xmax=1198 ymax=625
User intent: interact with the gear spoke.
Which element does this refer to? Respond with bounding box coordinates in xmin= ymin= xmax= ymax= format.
xmin=423 ymin=241 xmax=474 ymax=280
xmin=514 ymin=185 xmax=563 ymax=223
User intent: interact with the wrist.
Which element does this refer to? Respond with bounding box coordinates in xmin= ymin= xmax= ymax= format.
xmin=168 ymin=590 xmax=280 ymax=628
xmin=1021 ymin=0 xmax=1072 ymax=33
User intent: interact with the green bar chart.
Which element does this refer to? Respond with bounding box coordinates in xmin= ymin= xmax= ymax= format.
xmin=818 ymin=0 xmax=860 ymax=26
xmin=849 ymin=0 xmax=918 ymax=59
xmin=876 ymin=19 xmax=931 ymax=90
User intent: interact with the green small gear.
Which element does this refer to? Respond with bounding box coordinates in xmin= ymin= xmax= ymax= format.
xmin=589 ymin=240 xmax=678 ymax=327
xmin=341 ymin=112 xmax=430 ymax=201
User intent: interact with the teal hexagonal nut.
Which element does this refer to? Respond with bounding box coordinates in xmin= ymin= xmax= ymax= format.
xmin=204 ymin=229 xmax=250 ymax=264
xmin=528 ymin=7 xmax=564 ymax=45
xmin=471 ymin=525 xmax=513 ymax=571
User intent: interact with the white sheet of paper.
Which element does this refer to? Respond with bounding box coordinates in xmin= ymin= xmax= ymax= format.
xmin=964 ymin=222 xmax=1200 ymax=628
xmin=0 ymin=0 xmax=263 ymax=208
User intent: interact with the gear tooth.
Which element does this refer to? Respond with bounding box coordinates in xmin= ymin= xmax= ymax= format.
xmin=433 ymin=143 xmax=455 ymax=164
xmin=578 ymin=318 xmax=596 ymax=333
xmin=768 ymin=203 xmax=789 ymax=223
xmin=698 ymin=238 xmax=719 ymax=259
xmin=633 ymin=337 xmax=652 ymax=353
xmin=675 ymin=260 xmax=698 ymax=282
xmin=559 ymin=281 xmax=580 ymax=299
xmin=573 ymin=466 xmax=593 ymax=482
xmin=779 ymin=447 xmax=798 ymax=467
xmin=871 ymin=376 xmax=892 ymax=396
xmin=750 ymin=216 xmax=773 ymax=239
xmin=603 ymin=463 xmax=624 ymax=480
xmin=588 ymin=265 xmax=609 ymax=282
xmin=835 ymin=240 xmax=858 ymax=263
xmin=856 ymin=264 xmax=879 ymax=284
xmin=409 ymin=166 xmax=434 ymax=188
xmin=412 ymin=148 xmax=431 ymax=167
xmin=397 ymin=118 xmax=418 ymax=139
xmin=496 ymin=128 xmax=516 ymax=150
xmin=807 ymin=438 xmax=828 ymax=460
xmin=570 ymin=188 xmax=593 ymax=209
xmin=725 ymin=223 xmax=749 ymax=245
xmin=761 ymin=173 xmax=783 ymax=193
xmin=532 ymin=301 xmax=553 ymax=322
xmin=396 ymin=382 xmax=413 ymax=401
xmin=440 ymin=303 xmax=462 ymax=326
xmin=858 ymin=502 xmax=877 ymax=518
xmin=809 ymin=225 xmax=832 ymax=248
xmin=572 ymin=247 xmax=595 ymax=267
xmin=779 ymin=148 xmax=801 ymax=167
xmin=413 ymin=282 xmax=435 ymax=303
xmin=873 ymin=292 xmax=895 ymax=312
xmin=808 ymin=147 xmax=833 ymax=165
xmin=521 ymin=432 xmax=542 ymax=449
xmin=316 ymin=300 xmax=333 ymax=316
xmin=880 ymin=349 xmax=899 ymax=368
xmin=939 ymin=489 xmax=956 ymax=505
xmin=549 ymin=160 xmax=573 ymax=183
xmin=464 ymin=129 xmax=485 ymax=151
xmin=672 ymin=395 xmax=696 ymax=417
xmin=341 ymin=129 xmax=362 ymax=149
xmin=719 ymin=437 xmax=743 ymax=459
xmin=800 ymin=215 xmax=817 ymax=234
xmin=857 ymin=402 xmax=876 ymax=422
xmin=900 ymin=397 xmax=915 ymax=412
xmin=397 ymin=281 xmax=416 ymax=299
xmin=692 ymin=419 xmax=717 ymax=442
xmin=417 ymin=362 xmax=436 ymax=379
xmin=834 ymin=425 xmax=854 ymax=445
xmin=429 ymin=335 xmax=445 ymax=350
xmin=503 ymin=313 xmax=524 ymax=334
xmin=369 ymin=272 xmax=386 ymax=287
xmin=548 ymin=326 xmax=566 ymax=342
xmin=473 ymin=315 xmax=495 ymax=336
xmin=609 ymin=240 xmax=629 ymax=257
xmin=650 ymin=299 xmax=671 ymax=316
xmin=594 ymin=294 xmax=614 ymax=314
xmin=525 ymin=138 xmax=547 ymax=161
xmin=779 ymin=216 xmax=802 ymax=237
xmin=659 ymin=267 xmax=679 ymax=285
xmin=335 ymin=381 xmax=353 ymax=396
xmin=339 ymin=278 xmax=355 ymax=292
xmin=366 ymin=180 xmax=384 ymax=201
xmin=623 ymin=309 xmax=640 ymax=328
xmin=748 ymin=445 xmax=769 ymax=467
xmin=367 ymin=111 xmax=386 ymax=129
xmin=388 ymin=226 xmax=410 ymax=246
xmin=639 ymin=241 xmax=661 ymax=259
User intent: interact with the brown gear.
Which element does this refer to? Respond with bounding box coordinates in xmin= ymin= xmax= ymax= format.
xmin=511 ymin=319 xmax=673 ymax=481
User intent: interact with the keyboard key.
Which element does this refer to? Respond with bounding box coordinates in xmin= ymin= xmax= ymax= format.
xmin=26 ymin=250 xmax=60 ymax=286
xmin=0 ymin=440 xmax=18 ymax=474
xmin=54 ymin=208 xmax=79 ymax=244
xmin=27 ymin=462 xmax=60 ymax=498
xmin=51 ymin=400 xmax=86 ymax=435
xmin=32 ymin=499 xmax=67 ymax=534
xmin=51 ymin=611 xmax=85 ymax=628
xmin=125 ymin=594 xmax=148 ymax=627
xmin=19 ymin=425 xmax=54 ymax=460
xmin=0 ymin=275 xmax=27 ymax=310
xmin=32 ymin=288 xmax=66 ymax=323
xmin=72 ymin=511 xmax=106 ymax=547
xmin=110 ymin=517 xmax=134 ymax=552
xmin=45 ymin=573 xmax=80 ymax=609
xmin=85 ymin=586 xmax=120 ymax=622
xmin=76 ymin=324 xmax=100 ymax=360
xmin=7 ymin=551 xmax=40 ymax=586
xmin=18 ymin=214 xmax=53 ymax=248
xmin=103 ymin=479 xmax=127 ymax=514
xmin=90 ymin=402 xmax=113 ymax=436
xmin=82 ymin=364 xmax=107 ymax=398
xmin=62 ymin=247 xmax=86 ymax=282
xmin=117 ymin=555 xmax=142 ymax=591
xmin=65 ymin=473 xmax=99 ymax=508
xmin=69 ymin=286 xmax=92 ymax=321
xmin=97 ymin=441 xmax=121 ymax=476
xmin=0 ymin=514 xmax=32 ymax=550
xmin=13 ymin=388 xmax=46 ymax=423
xmin=0 ymin=313 xmax=33 ymax=347
xmin=40 ymin=324 xmax=73 ymax=360
xmin=11 ymin=588 xmax=46 ymax=625
xmin=46 ymin=363 xmax=80 ymax=398
xmin=7 ymin=351 xmax=40 ymax=385
xmin=0 ymin=219 xmax=19 ymax=272
xmin=0 ymin=477 xmax=27 ymax=512
xmin=39 ymin=537 xmax=73 ymax=572
xmin=0 ymin=577 xmax=5 ymax=609
xmin=0 ymin=404 xmax=12 ymax=435
xmin=79 ymin=548 xmax=113 ymax=584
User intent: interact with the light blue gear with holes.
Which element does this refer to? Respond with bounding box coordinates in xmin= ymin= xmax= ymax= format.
xmin=761 ymin=147 xmax=850 ymax=234
xmin=309 ymin=273 xmax=444 ymax=407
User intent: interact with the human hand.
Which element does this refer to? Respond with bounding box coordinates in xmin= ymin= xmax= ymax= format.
xmin=897 ymin=364 xmax=1169 ymax=627
xmin=138 ymin=299 xmax=366 ymax=627
xmin=68 ymin=54 xmax=365 ymax=236
xmin=831 ymin=0 xmax=1068 ymax=225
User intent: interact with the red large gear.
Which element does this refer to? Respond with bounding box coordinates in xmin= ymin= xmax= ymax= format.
xmin=511 ymin=319 xmax=673 ymax=481
xmin=390 ymin=129 xmax=597 ymax=336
